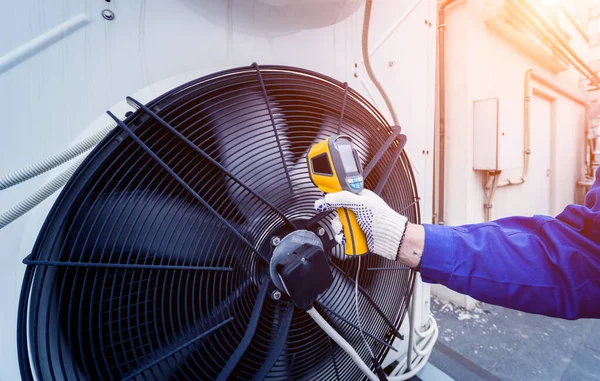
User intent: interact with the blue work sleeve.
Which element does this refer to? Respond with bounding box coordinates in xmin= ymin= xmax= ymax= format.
xmin=420 ymin=168 xmax=600 ymax=319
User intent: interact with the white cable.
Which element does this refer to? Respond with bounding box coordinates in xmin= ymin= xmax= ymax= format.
xmin=0 ymin=124 xmax=114 ymax=190
xmin=406 ymin=289 xmax=416 ymax=371
xmin=391 ymin=350 xmax=433 ymax=380
xmin=0 ymin=156 xmax=86 ymax=229
xmin=414 ymin=318 xmax=435 ymax=338
xmin=412 ymin=318 xmax=438 ymax=357
xmin=306 ymin=307 xmax=379 ymax=381
xmin=355 ymin=256 xmax=376 ymax=359
xmin=307 ymin=306 xmax=439 ymax=381
xmin=389 ymin=315 xmax=439 ymax=379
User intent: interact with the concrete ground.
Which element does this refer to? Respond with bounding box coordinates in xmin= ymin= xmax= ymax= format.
xmin=414 ymin=296 xmax=600 ymax=381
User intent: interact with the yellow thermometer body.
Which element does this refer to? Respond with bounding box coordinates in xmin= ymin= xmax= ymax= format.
xmin=308 ymin=135 xmax=368 ymax=256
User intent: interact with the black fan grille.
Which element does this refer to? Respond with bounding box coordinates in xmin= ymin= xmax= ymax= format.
xmin=18 ymin=65 xmax=420 ymax=380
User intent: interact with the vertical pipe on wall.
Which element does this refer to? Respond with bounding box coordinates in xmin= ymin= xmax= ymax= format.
xmin=484 ymin=171 xmax=500 ymax=222
xmin=436 ymin=0 xmax=460 ymax=225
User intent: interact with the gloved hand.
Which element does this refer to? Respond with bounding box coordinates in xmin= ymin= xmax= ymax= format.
xmin=315 ymin=189 xmax=408 ymax=261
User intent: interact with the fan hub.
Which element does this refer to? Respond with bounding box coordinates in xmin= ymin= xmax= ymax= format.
xmin=269 ymin=230 xmax=323 ymax=291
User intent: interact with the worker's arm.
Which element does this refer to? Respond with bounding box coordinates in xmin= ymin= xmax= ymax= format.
xmin=318 ymin=168 xmax=600 ymax=320
xmin=420 ymin=174 xmax=600 ymax=320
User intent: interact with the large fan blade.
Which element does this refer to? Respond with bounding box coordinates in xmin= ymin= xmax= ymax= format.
xmin=126 ymin=280 xmax=257 ymax=380
xmin=251 ymin=300 xmax=295 ymax=380
xmin=68 ymin=192 xmax=246 ymax=268
xmin=210 ymin=85 xmax=326 ymax=217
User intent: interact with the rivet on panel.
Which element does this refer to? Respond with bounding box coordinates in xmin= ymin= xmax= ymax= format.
xmin=102 ymin=9 xmax=115 ymax=20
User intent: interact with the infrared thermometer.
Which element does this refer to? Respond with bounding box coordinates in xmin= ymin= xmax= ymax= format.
xmin=308 ymin=135 xmax=368 ymax=256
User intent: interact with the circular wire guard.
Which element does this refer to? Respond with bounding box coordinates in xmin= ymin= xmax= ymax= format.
xmin=18 ymin=64 xmax=420 ymax=381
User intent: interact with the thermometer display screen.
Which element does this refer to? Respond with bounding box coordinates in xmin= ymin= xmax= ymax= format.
xmin=337 ymin=143 xmax=358 ymax=173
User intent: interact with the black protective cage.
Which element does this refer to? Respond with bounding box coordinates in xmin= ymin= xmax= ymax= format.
xmin=18 ymin=64 xmax=420 ymax=380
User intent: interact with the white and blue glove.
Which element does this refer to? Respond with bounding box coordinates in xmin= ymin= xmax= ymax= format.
xmin=315 ymin=189 xmax=408 ymax=261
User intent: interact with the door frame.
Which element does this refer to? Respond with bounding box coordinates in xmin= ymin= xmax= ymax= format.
xmin=531 ymin=87 xmax=556 ymax=216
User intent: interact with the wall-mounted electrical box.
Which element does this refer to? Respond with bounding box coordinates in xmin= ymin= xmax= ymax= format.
xmin=473 ymin=98 xmax=504 ymax=171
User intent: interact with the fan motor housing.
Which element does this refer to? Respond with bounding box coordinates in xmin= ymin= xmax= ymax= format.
xmin=269 ymin=229 xmax=323 ymax=290
xmin=275 ymin=243 xmax=333 ymax=310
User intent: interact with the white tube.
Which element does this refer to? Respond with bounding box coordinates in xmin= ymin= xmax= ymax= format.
xmin=390 ymin=315 xmax=439 ymax=379
xmin=413 ymin=322 xmax=438 ymax=357
xmin=406 ymin=294 xmax=416 ymax=371
xmin=414 ymin=319 xmax=435 ymax=338
xmin=391 ymin=349 xmax=433 ymax=380
xmin=308 ymin=305 xmax=439 ymax=381
xmin=306 ymin=307 xmax=379 ymax=381
xmin=0 ymin=124 xmax=113 ymax=190
xmin=0 ymin=156 xmax=85 ymax=229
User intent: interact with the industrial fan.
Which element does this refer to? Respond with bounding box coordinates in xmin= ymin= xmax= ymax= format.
xmin=18 ymin=64 xmax=420 ymax=380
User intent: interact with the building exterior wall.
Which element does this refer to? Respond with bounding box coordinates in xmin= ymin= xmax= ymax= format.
xmin=433 ymin=0 xmax=588 ymax=305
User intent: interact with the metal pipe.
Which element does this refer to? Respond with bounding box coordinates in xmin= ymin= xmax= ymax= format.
xmin=436 ymin=0 xmax=460 ymax=225
xmin=484 ymin=171 xmax=500 ymax=222
xmin=530 ymin=71 xmax=586 ymax=106
xmin=517 ymin=0 xmax=600 ymax=88
xmin=504 ymin=0 xmax=573 ymax=67
xmin=508 ymin=0 xmax=600 ymax=91
xmin=505 ymin=0 xmax=596 ymax=87
xmin=561 ymin=5 xmax=589 ymax=44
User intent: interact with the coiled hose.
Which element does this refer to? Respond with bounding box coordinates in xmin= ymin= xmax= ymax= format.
xmin=0 ymin=124 xmax=113 ymax=190
xmin=0 ymin=156 xmax=85 ymax=229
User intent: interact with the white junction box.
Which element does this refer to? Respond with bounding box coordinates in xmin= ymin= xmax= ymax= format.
xmin=473 ymin=97 xmax=505 ymax=171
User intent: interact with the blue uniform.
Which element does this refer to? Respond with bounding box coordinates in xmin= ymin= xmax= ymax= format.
xmin=421 ymin=168 xmax=600 ymax=319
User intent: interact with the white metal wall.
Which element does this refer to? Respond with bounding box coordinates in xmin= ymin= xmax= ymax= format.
xmin=0 ymin=1 xmax=437 ymax=377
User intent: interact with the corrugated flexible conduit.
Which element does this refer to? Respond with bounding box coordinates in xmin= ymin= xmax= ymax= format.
xmin=0 ymin=124 xmax=114 ymax=190
xmin=0 ymin=124 xmax=114 ymax=229
xmin=362 ymin=0 xmax=399 ymax=126
xmin=0 ymin=156 xmax=86 ymax=229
